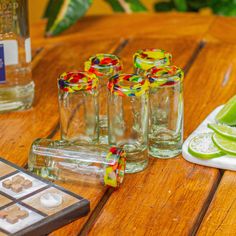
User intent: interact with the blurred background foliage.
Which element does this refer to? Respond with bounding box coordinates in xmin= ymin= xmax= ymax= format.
xmin=29 ymin=0 xmax=236 ymax=36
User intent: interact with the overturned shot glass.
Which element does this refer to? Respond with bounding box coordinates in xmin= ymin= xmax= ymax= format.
xmin=28 ymin=139 xmax=126 ymax=188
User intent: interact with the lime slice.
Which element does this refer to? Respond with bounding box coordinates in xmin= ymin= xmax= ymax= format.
xmin=216 ymin=95 xmax=236 ymax=126
xmin=208 ymin=123 xmax=236 ymax=140
xmin=188 ymin=133 xmax=223 ymax=159
xmin=46 ymin=0 xmax=92 ymax=36
xmin=212 ymin=133 xmax=236 ymax=156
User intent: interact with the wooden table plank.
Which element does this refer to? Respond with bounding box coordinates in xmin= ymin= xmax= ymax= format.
xmin=197 ymin=172 xmax=236 ymax=236
xmin=30 ymin=13 xmax=215 ymax=48
xmin=87 ymin=38 xmax=221 ymax=236
xmin=184 ymin=43 xmax=236 ymax=136
xmin=206 ymin=16 xmax=236 ymax=44
xmin=50 ymin=182 xmax=108 ymax=236
xmin=0 ymin=38 xmax=121 ymax=166
xmin=186 ymin=43 xmax=236 ymax=236
xmin=89 ymin=162 xmax=219 ymax=236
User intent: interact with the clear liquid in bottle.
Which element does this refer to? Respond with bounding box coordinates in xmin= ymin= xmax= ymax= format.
xmin=0 ymin=0 xmax=34 ymax=112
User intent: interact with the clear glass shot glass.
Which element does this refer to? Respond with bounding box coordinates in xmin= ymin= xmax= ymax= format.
xmin=85 ymin=54 xmax=122 ymax=144
xmin=147 ymin=66 xmax=184 ymax=158
xmin=133 ymin=49 xmax=172 ymax=75
xmin=28 ymin=138 xmax=126 ymax=188
xmin=108 ymin=74 xmax=149 ymax=173
xmin=58 ymin=71 xmax=99 ymax=143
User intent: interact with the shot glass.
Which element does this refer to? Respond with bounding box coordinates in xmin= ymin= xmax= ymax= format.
xmin=147 ymin=66 xmax=184 ymax=158
xmin=85 ymin=54 xmax=122 ymax=144
xmin=58 ymin=71 xmax=99 ymax=143
xmin=133 ymin=49 xmax=172 ymax=75
xmin=108 ymin=74 xmax=149 ymax=173
xmin=29 ymin=138 xmax=126 ymax=188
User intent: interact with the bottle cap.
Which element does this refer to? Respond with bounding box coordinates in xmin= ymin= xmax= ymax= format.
xmin=84 ymin=54 xmax=122 ymax=78
xmin=133 ymin=49 xmax=172 ymax=71
xmin=147 ymin=65 xmax=184 ymax=88
xmin=104 ymin=147 xmax=126 ymax=188
xmin=108 ymin=74 xmax=149 ymax=97
xmin=58 ymin=71 xmax=98 ymax=93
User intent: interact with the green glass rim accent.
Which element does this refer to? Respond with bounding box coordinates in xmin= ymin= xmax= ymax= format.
xmin=147 ymin=65 xmax=184 ymax=88
xmin=133 ymin=48 xmax=172 ymax=71
xmin=108 ymin=73 xmax=149 ymax=97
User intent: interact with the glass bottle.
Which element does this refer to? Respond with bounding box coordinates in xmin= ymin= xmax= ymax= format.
xmin=58 ymin=71 xmax=99 ymax=143
xmin=133 ymin=49 xmax=172 ymax=76
xmin=147 ymin=66 xmax=184 ymax=158
xmin=0 ymin=0 xmax=34 ymax=112
xmin=28 ymin=138 xmax=126 ymax=188
xmin=84 ymin=54 xmax=122 ymax=144
xmin=108 ymin=74 xmax=149 ymax=173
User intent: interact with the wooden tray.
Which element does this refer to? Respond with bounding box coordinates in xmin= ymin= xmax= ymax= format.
xmin=182 ymin=105 xmax=236 ymax=171
xmin=0 ymin=158 xmax=90 ymax=236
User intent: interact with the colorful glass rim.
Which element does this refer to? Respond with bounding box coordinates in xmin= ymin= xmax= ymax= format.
xmin=104 ymin=147 xmax=126 ymax=188
xmin=108 ymin=74 xmax=149 ymax=97
xmin=133 ymin=49 xmax=172 ymax=71
xmin=147 ymin=65 xmax=184 ymax=88
xmin=58 ymin=71 xmax=98 ymax=93
xmin=84 ymin=53 xmax=122 ymax=78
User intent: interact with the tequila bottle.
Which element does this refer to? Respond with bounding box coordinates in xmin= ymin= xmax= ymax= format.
xmin=0 ymin=0 xmax=34 ymax=112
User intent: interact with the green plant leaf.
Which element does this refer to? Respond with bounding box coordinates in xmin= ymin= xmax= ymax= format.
xmin=105 ymin=0 xmax=124 ymax=11
xmin=211 ymin=0 xmax=236 ymax=16
xmin=105 ymin=0 xmax=147 ymax=13
xmin=187 ymin=0 xmax=210 ymax=11
xmin=173 ymin=0 xmax=187 ymax=11
xmin=45 ymin=0 xmax=92 ymax=36
xmin=43 ymin=0 xmax=55 ymax=18
xmin=154 ymin=2 xmax=174 ymax=12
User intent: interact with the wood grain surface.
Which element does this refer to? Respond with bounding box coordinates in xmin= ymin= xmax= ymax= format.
xmin=197 ymin=172 xmax=236 ymax=236
xmin=30 ymin=13 xmax=215 ymax=48
xmin=2 ymin=13 xmax=236 ymax=235
xmin=206 ymin=16 xmax=236 ymax=44
xmin=190 ymin=43 xmax=236 ymax=236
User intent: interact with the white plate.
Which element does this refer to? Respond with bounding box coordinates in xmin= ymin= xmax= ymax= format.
xmin=182 ymin=105 xmax=236 ymax=171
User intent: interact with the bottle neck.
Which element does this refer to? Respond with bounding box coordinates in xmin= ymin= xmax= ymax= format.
xmin=0 ymin=0 xmax=29 ymax=37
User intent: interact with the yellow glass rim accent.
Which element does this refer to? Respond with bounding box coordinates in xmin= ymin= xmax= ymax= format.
xmin=58 ymin=71 xmax=98 ymax=93
xmin=147 ymin=65 xmax=184 ymax=88
xmin=104 ymin=147 xmax=126 ymax=188
xmin=133 ymin=49 xmax=172 ymax=71
xmin=84 ymin=53 xmax=122 ymax=78
xmin=108 ymin=74 xmax=149 ymax=97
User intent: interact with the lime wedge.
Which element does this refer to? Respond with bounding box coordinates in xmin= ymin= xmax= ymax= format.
xmin=216 ymin=95 xmax=236 ymax=126
xmin=208 ymin=123 xmax=236 ymax=140
xmin=188 ymin=133 xmax=223 ymax=159
xmin=212 ymin=133 xmax=236 ymax=156
xmin=46 ymin=0 xmax=92 ymax=36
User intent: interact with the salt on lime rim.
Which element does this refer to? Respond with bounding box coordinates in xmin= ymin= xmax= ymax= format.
xmin=188 ymin=132 xmax=223 ymax=159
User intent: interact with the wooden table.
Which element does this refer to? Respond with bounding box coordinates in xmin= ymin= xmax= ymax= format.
xmin=1 ymin=12 xmax=236 ymax=235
